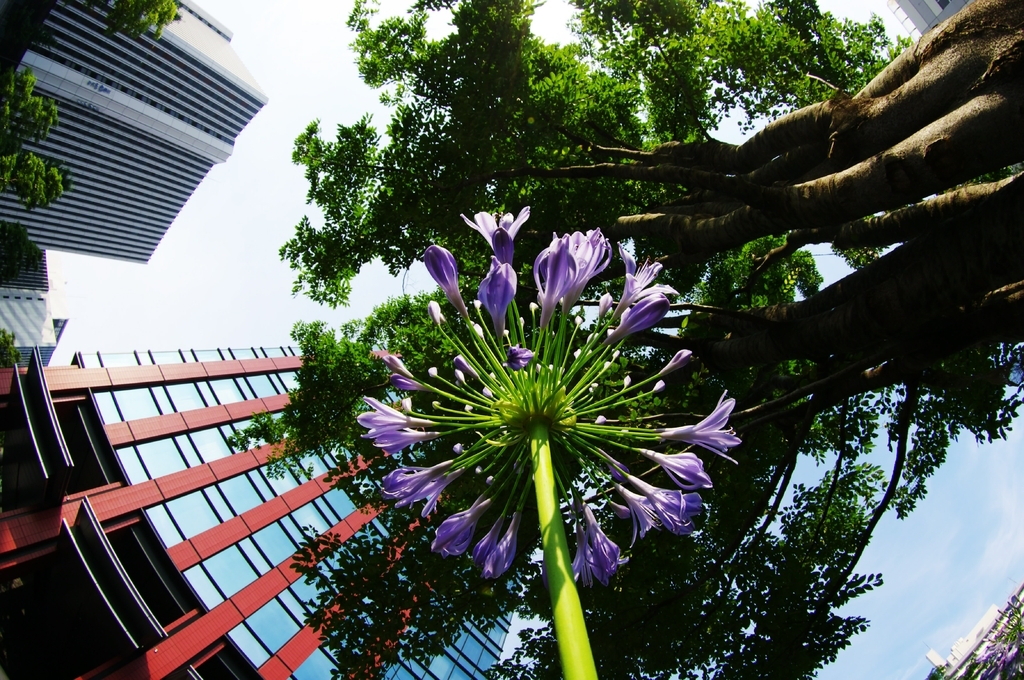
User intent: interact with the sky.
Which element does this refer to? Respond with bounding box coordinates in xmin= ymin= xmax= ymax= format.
xmin=44 ymin=0 xmax=1024 ymax=678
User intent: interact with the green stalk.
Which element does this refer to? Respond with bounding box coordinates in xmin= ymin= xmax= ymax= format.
xmin=529 ymin=421 xmax=599 ymax=680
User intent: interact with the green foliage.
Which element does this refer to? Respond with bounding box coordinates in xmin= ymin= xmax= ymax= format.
xmin=88 ymin=0 xmax=180 ymax=38
xmin=0 ymin=67 xmax=64 ymax=210
xmin=0 ymin=329 xmax=20 ymax=367
xmin=0 ymin=221 xmax=42 ymax=285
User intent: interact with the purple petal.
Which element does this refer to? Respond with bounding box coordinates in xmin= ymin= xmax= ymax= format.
xmin=638 ymin=449 xmax=713 ymax=491
xmin=453 ymin=355 xmax=479 ymax=381
xmin=491 ymin=228 xmax=514 ymax=265
xmin=505 ymin=345 xmax=534 ymax=370
xmin=658 ymin=391 xmax=741 ymax=460
xmin=369 ymin=428 xmax=440 ymax=453
xmin=659 ymin=350 xmax=692 ymax=376
xmin=605 ymin=294 xmax=671 ymax=345
xmin=478 ymin=257 xmax=517 ymax=337
xmin=432 ymin=496 xmax=492 ymax=557
xmin=390 ymin=374 xmax=428 ymax=392
xmin=424 ymin=245 xmax=469 ymax=318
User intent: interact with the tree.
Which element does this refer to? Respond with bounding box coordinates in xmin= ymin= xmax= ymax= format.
xmin=0 ymin=66 xmax=63 ymax=284
xmin=274 ymin=0 xmax=1024 ymax=677
xmin=89 ymin=0 xmax=180 ymax=39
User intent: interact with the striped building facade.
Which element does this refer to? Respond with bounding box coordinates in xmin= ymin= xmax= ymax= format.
xmin=0 ymin=0 xmax=267 ymax=261
xmin=0 ymin=347 xmax=507 ymax=680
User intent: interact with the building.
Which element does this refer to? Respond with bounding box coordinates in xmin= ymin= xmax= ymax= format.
xmin=0 ymin=251 xmax=69 ymax=366
xmin=0 ymin=346 xmax=508 ymax=680
xmin=925 ymin=578 xmax=1024 ymax=677
xmin=0 ymin=0 xmax=267 ymax=261
xmin=887 ymin=0 xmax=976 ymax=36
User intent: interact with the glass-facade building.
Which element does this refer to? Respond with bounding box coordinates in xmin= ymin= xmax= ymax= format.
xmin=0 ymin=0 xmax=267 ymax=261
xmin=887 ymin=0 xmax=975 ymax=36
xmin=0 ymin=347 xmax=507 ymax=680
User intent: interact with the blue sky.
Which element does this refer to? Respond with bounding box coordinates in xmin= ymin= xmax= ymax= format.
xmin=47 ymin=1 xmax=1022 ymax=678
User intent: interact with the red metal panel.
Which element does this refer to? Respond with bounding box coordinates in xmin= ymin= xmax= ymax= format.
xmin=209 ymin=449 xmax=260 ymax=480
xmin=180 ymin=405 xmax=230 ymax=431
xmin=225 ymin=399 xmax=266 ymax=421
xmin=203 ymin=360 xmax=244 ymax=377
xmin=167 ymin=540 xmax=202 ymax=572
xmin=271 ymin=356 xmax=303 ymax=371
xmin=158 ymin=362 xmax=210 ymax=383
xmin=191 ymin=517 xmax=250 ymax=561
xmin=128 ymin=413 xmax=188 ymax=443
xmin=107 ymin=365 xmax=164 ymax=387
xmin=257 ymin=655 xmax=292 ymax=680
xmin=270 ymin=626 xmax=322 ymax=674
xmin=280 ymin=478 xmax=324 ymax=511
xmin=155 ymin=465 xmax=218 ymax=500
xmin=239 ymin=496 xmax=290 ymax=534
xmin=44 ymin=367 xmax=112 ymax=391
xmin=261 ymin=393 xmax=290 ymax=412
xmin=104 ymin=421 xmax=134 ymax=446
xmin=232 ymin=567 xmax=290 ymax=618
xmin=89 ymin=480 xmax=164 ymax=522
xmin=240 ymin=358 xmax=277 ymax=374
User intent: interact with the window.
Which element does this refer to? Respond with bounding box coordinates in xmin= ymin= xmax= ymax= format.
xmin=247 ymin=598 xmax=299 ymax=652
xmin=237 ymin=537 xmax=273 ymax=574
xmin=145 ymin=505 xmax=182 ymax=546
xmin=293 ymin=649 xmax=337 ymax=680
xmin=113 ymin=388 xmax=159 ymax=421
xmin=230 ymin=347 xmax=257 ymax=360
xmin=184 ymin=564 xmax=223 ymax=609
xmin=245 ymin=373 xmax=278 ymax=398
xmin=322 ymin=489 xmax=356 ymax=520
xmin=252 ymin=523 xmax=297 ymax=566
xmin=203 ymin=545 xmax=258 ymax=597
xmin=136 ymin=438 xmax=187 ymax=479
xmin=174 ymin=435 xmax=203 ymax=467
xmin=218 ymin=475 xmax=264 ymax=515
xmin=278 ymin=371 xmax=299 ymax=391
xmin=115 ymin=447 xmax=148 ymax=484
xmin=209 ymin=379 xmax=244 ymax=404
xmin=165 ymin=491 xmax=220 ymax=539
xmin=101 ymin=352 xmax=140 ymax=367
xmin=151 ymin=351 xmax=183 ymax=364
xmin=166 ymin=382 xmax=206 ymax=411
xmin=94 ymin=391 xmax=121 ymax=423
xmin=194 ymin=349 xmax=222 ymax=362
xmin=189 ymin=428 xmax=232 ymax=462
xmin=228 ymin=623 xmax=270 ymax=666
xmin=263 ymin=469 xmax=300 ymax=496
xmin=152 ymin=386 xmax=173 ymax=415
xmin=289 ymin=502 xmax=330 ymax=535
xmin=196 ymin=380 xmax=217 ymax=406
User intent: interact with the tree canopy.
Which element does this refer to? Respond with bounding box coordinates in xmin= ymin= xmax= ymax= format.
xmin=270 ymin=0 xmax=1024 ymax=677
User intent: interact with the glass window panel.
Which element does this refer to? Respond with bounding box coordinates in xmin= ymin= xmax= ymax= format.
xmin=144 ymin=505 xmax=182 ymax=546
xmin=228 ymin=623 xmax=270 ymax=667
xmin=264 ymin=469 xmax=300 ymax=496
xmin=196 ymin=381 xmax=216 ymax=407
xmin=183 ymin=565 xmax=223 ymax=609
xmin=263 ymin=347 xmax=285 ymax=358
xmin=230 ymin=347 xmax=257 ymax=360
xmin=80 ymin=352 xmax=102 ymax=368
xmin=203 ymin=546 xmax=258 ymax=597
xmin=220 ymin=425 xmax=243 ymax=452
xmin=151 ymin=351 xmax=183 ymax=364
xmin=477 ymin=647 xmax=499 ymax=671
xmin=94 ymin=391 xmax=122 ymax=423
xmin=247 ymin=598 xmax=299 ymax=653
xmin=293 ymin=649 xmax=337 ymax=680
xmin=194 ymin=350 xmax=222 ymax=362
xmin=209 ymin=379 xmax=244 ymax=405
xmin=205 ymin=487 xmax=234 ymax=521
xmin=280 ymin=517 xmax=309 ymax=545
xmin=461 ymin=636 xmax=484 ymax=666
xmin=289 ymin=579 xmax=318 ymax=610
xmin=101 ymin=352 xmax=140 ymax=367
xmin=248 ymin=470 xmax=275 ymax=500
xmin=166 ymin=382 xmax=205 ymax=412
xmin=300 ymin=455 xmax=329 ymax=478
xmin=136 ymin=352 xmax=154 ymax=365
xmin=277 ymin=589 xmax=307 ymax=623
xmin=245 ymin=374 xmax=278 ymax=398
xmin=218 ymin=475 xmax=263 ymax=515
xmin=427 ymin=653 xmax=455 ymax=680
xmin=278 ymin=371 xmax=298 ymax=391
xmin=113 ymin=388 xmax=159 ymax=421
xmin=322 ymin=489 xmax=356 ymax=520
xmin=174 ymin=435 xmax=202 ymax=467
xmin=252 ymin=523 xmax=297 ymax=566
xmin=313 ymin=498 xmax=341 ymax=525
xmin=235 ymin=378 xmax=256 ymax=401
xmin=115 ymin=447 xmax=148 ymax=484
xmin=237 ymin=537 xmax=273 ymax=575
xmin=190 ymin=428 xmax=232 ymax=463
xmin=166 ymin=492 xmax=220 ymax=539
xmin=289 ymin=502 xmax=329 ymax=535
xmin=152 ymin=386 xmax=173 ymax=415
xmin=136 ymin=438 xmax=187 ymax=479
xmin=448 ymin=664 xmax=473 ymax=680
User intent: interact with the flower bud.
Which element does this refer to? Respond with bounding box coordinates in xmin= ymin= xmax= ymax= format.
xmin=427 ymin=300 xmax=445 ymax=325
xmin=595 ymin=415 xmax=607 ymax=425
xmin=658 ymin=349 xmax=693 ymax=376
xmin=428 ymin=367 xmax=438 ymax=378
xmin=653 ymin=380 xmax=666 ymax=393
xmin=454 ymin=369 xmax=466 ymax=385
xmin=598 ymin=292 xmax=613 ymax=318
xmin=453 ymin=443 xmax=463 ymax=454
xmin=482 ymin=386 xmax=494 ymax=398
xmin=401 ymin=397 xmax=412 ymax=412
xmin=473 ymin=299 xmax=482 ymax=310
xmin=465 ymin=405 xmax=474 ymax=412
xmin=575 ymin=316 xmax=583 ymax=326
xmin=623 ymin=375 xmax=632 ymax=389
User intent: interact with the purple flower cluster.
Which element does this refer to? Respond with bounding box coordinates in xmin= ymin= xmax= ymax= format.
xmin=356 ymin=205 xmax=742 ymax=586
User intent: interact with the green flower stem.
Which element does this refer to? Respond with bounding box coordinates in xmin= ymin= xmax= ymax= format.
xmin=529 ymin=421 xmax=599 ymax=680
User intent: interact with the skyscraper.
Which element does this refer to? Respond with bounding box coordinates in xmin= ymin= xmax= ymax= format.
xmin=0 ymin=346 xmax=507 ymax=679
xmin=887 ymin=0 xmax=976 ymax=36
xmin=0 ymin=0 xmax=267 ymax=261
